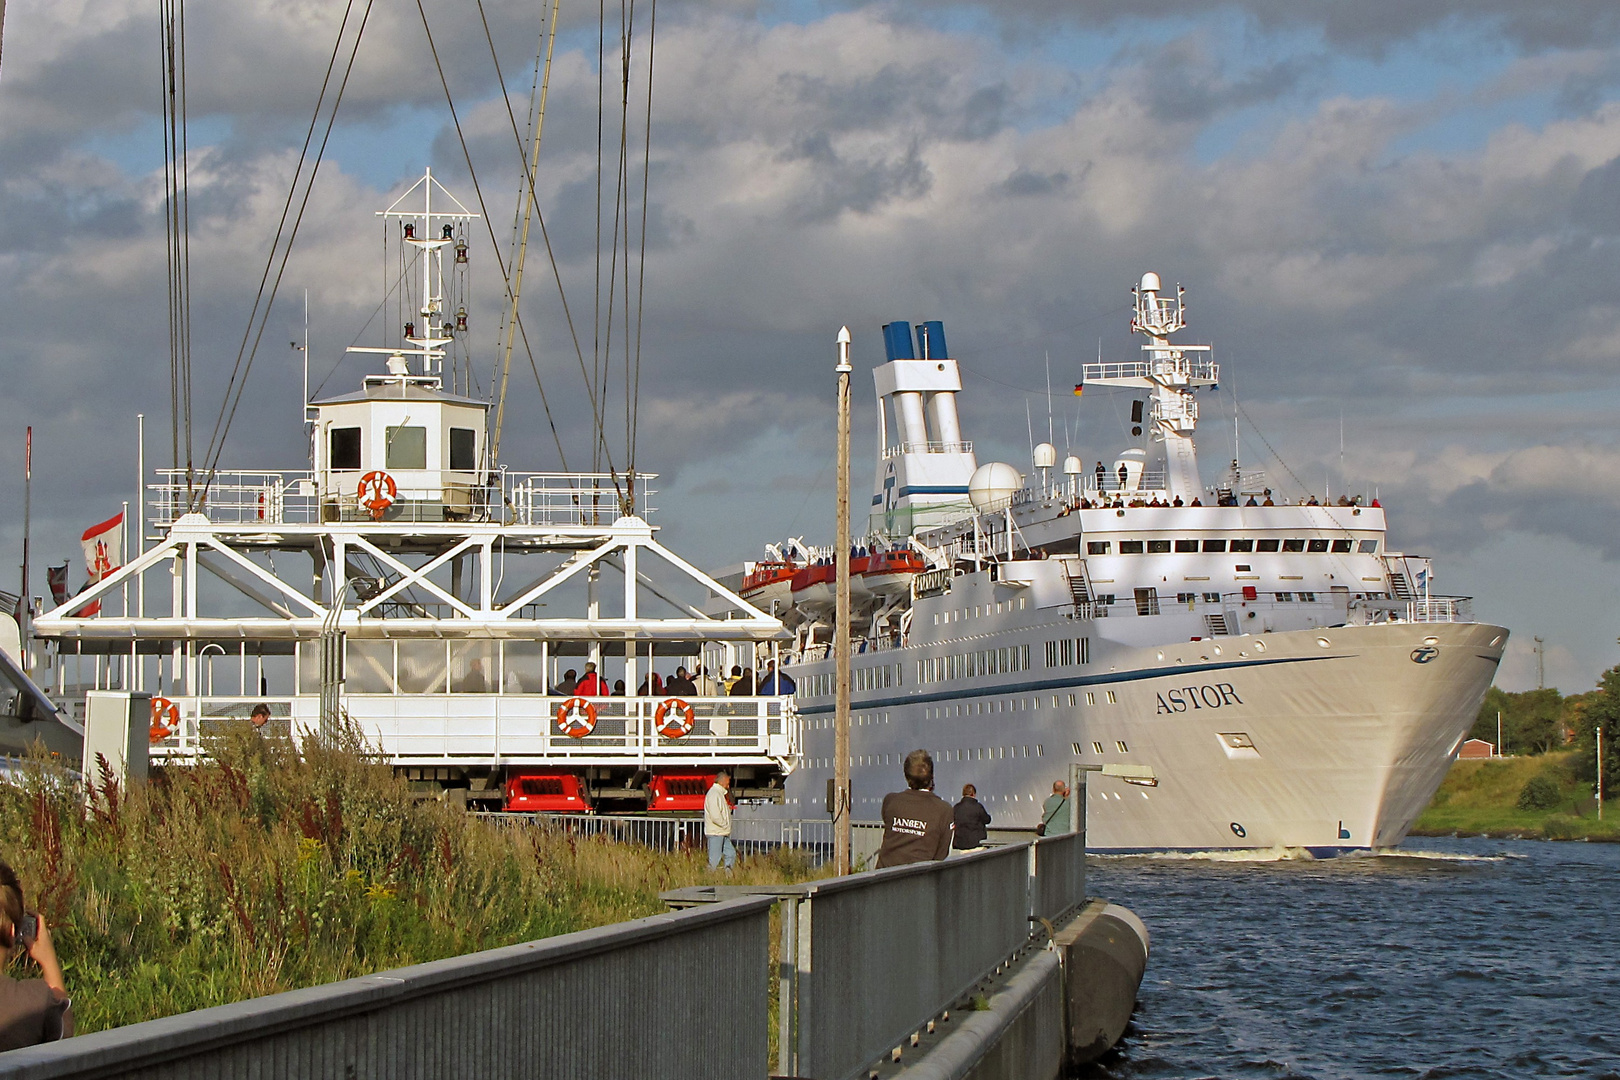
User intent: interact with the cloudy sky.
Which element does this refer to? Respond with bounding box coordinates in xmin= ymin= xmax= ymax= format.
xmin=4 ymin=1 xmax=1620 ymax=692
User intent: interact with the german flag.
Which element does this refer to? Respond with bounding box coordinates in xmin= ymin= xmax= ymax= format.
xmin=1072 ymin=383 xmax=1084 ymax=397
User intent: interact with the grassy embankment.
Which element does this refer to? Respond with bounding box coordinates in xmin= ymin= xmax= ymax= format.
xmin=1411 ymin=750 xmax=1620 ymax=841
xmin=0 ymin=727 xmax=816 ymax=1035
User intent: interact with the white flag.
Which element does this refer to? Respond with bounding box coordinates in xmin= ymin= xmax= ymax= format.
xmin=81 ymin=512 xmax=124 ymax=585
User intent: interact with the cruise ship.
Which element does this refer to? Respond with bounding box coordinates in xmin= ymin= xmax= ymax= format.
xmin=742 ymin=274 xmax=1506 ymax=854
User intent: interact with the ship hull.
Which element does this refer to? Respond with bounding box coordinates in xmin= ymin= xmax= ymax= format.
xmin=761 ymin=620 xmax=1504 ymax=853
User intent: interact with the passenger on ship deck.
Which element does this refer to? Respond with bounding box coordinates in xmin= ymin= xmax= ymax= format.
xmin=695 ymin=665 xmax=720 ymax=697
xmin=665 ymin=667 xmax=697 ymax=696
xmin=725 ymin=665 xmax=744 ymax=694
xmin=613 ymin=679 xmax=626 ymax=696
xmin=1040 ymin=781 xmax=1071 ymax=835
xmin=1245 ymin=495 xmax=1258 ymax=507
xmin=875 ymin=750 xmax=954 ymax=868
xmin=757 ymin=660 xmax=795 ymax=695
xmin=636 ymin=671 xmax=664 ymax=696
xmin=951 ymin=784 xmax=991 ymax=853
xmin=1190 ymin=497 xmax=1202 ymax=506
xmin=730 ymin=668 xmax=756 ymax=696
xmin=573 ymin=663 xmax=610 ymax=696
xmin=1095 ymin=461 xmax=1106 ymax=489
xmin=552 ymin=668 xmax=578 ymax=696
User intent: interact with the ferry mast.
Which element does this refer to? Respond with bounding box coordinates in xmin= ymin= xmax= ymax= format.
xmin=1082 ymin=274 xmax=1218 ymax=501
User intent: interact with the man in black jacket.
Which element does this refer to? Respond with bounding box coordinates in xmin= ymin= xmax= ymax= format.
xmin=876 ymin=750 xmax=954 ymax=867
xmin=951 ymin=783 xmax=991 ymax=851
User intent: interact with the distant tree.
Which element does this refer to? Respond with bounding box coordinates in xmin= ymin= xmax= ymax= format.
xmin=1469 ymin=685 xmax=1565 ymax=754
xmin=1572 ymin=666 xmax=1620 ymax=801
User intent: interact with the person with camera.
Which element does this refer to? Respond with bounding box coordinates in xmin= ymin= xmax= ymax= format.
xmin=0 ymin=862 xmax=71 ymax=1050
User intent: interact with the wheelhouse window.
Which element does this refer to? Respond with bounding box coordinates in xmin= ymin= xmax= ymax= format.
xmin=1119 ymin=540 xmax=1145 ymax=554
xmin=1358 ymin=539 xmax=1379 ymax=553
xmin=1202 ymin=539 xmax=1227 ymax=552
xmin=1282 ymin=539 xmax=1306 ymax=552
xmin=386 ymin=425 xmax=428 ymax=470
xmin=1230 ymin=538 xmax=1255 ymax=552
xmin=1147 ymin=540 xmax=1171 ymax=554
xmin=1256 ymin=538 xmax=1281 ymax=552
xmin=449 ymin=428 xmax=478 ymax=470
xmin=1331 ymin=539 xmax=1352 ymax=553
xmin=329 ymin=427 xmax=361 ymax=470
xmin=1087 ymin=541 xmax=1111 ymax=555
xmin=1174 ymin=540 xmax=1198 ymax=553
xmin=1307 ymin=539 xmax=1329 ymax=553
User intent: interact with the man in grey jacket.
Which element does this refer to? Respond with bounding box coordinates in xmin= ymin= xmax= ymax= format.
xmin=704 ymin=772 xmax=736 ymax=871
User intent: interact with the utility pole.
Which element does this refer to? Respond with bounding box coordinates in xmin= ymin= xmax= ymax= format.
xmin=1534 ymin=636 xmax=1545 ymax=690
xmin=834 ymin=326 xmax=853 ymax=876
xmin=19 ymin=426 xmax=31 ymax=671
xmin=1598 ymin=726 xmax=1604 ymax=821
xmin=1496 ymin=710 xmax=1502 ymax=758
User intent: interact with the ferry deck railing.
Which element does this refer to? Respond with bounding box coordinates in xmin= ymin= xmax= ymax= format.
xmin=149 ymin=694 xmax=796 ymax=766
xmin=147 ymin=470 xmax=657 ymax=530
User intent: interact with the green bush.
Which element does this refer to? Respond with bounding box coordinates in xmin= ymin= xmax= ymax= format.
xmin=1517 ymin=773 xmax=1561 ymax=811
xmin=1541 ymin=814 xmax=1581 ymax=840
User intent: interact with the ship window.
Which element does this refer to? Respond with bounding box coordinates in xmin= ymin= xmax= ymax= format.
xmin=1331 ymin=539 xmax=1353 ymax=553
xmin=1148 ymin=540 xmax=1171 ymax=553
xmin=1087 ymin=541 xmax=1111 ymax=555
xmin=1299 ymin=592 xmax=1317 ymax=602
xmin=329 ymin=427 xmax=362 ymax=470
xmin=1282 ymin=539 xmax=1306 ymax=552
xmin=1359 ymin=540 xmax=1379 ymax=553
xmin=1177 ymin=592 xmax=1195 ymax=604
xmin=386 ymin=425 xmax=428 ymax=470
xmin=1106 ymin=690 xmax=1118 ymax=704
xmin=1116 ymin=740 xmax=1129 ymax=753
xmin=1276 ymin=592 xmax=1293 ymax=601
xmin=1203 ymin=592 xmax=1220 ymax=603
xmin=1119 ymin=540 xmax=1144 ymax=554
xmin=1307 ymin=539 xmax=1329 ymax=553
xmin=449 ymin=428 xmax=478 ymax=470
xmin=1175 ymin=540 xmax=1198 ymax=553
xmin=1230 ymin=539 xmax=1255 ymax=552
xmin=1085 ymin=692 xmax=1095 ymax=706
xmin=1092 ymin=741 xmax=1105 ymax=754
xmin=1202 ymin=539 xmax=1227 ymax=552
xmin=1256 ymin=538 xmax=1281 ymax=552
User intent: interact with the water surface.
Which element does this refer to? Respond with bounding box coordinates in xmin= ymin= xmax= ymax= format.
xmin=1083 ymin=836 xmax=1620 ymax=1079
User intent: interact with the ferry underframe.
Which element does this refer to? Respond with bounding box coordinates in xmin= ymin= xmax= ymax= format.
xmin=33 ymin=171 xmax=796 ymax=814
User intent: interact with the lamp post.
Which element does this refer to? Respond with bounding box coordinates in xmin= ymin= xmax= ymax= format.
xmin=834 ymin=326 xmax=852 ymax=876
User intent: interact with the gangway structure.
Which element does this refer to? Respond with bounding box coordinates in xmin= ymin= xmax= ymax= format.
xmin=32 ymin=170 xmax=797 ymax=811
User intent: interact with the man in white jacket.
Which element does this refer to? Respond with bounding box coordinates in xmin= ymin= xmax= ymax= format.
xmin=704 ymin=772 xmax=736 ymax=871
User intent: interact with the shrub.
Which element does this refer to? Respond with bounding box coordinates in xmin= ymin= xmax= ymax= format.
xmin=1517 ymin=773 xmax=1561 ymax=811
xmin=1541 ymin=814 xmax=1581 ymax=840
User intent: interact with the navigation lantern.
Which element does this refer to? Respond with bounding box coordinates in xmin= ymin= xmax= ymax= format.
xmin=455 ymin=241 xmax=468 ymax=264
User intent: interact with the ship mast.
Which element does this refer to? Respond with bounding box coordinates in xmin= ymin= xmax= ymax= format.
xmin=1082 ymin=273 xmax=1217 ymax=500
xmin=347 ymin=168 xmax=476 ymax=381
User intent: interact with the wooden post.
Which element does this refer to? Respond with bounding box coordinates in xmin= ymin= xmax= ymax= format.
xmin=834 ymin=326 xmax=853 ymax=876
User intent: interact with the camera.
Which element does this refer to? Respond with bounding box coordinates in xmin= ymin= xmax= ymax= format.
xmin=17 ymin=912 xmax=37 ymax=948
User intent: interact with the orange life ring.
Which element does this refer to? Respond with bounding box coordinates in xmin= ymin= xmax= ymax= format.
xmin=555 ymin=697 xmax=597 ymax=738
xmin=655 ymin=697 xmax=695 ymax=739
xmin=149 ymin=696 xmax=179 ymax=741
xmin=357 ymin=470 xmax=398 ymax=520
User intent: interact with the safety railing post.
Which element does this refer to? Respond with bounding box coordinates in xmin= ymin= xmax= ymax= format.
xmin=778 ymin=896 xmax=799 ymax=1078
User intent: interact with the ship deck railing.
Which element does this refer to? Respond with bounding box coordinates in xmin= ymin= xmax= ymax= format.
xmin=148 ymin=693 xmax=795 ymax=765
xmin=881 ymin=440 xmax=973 ymax=459
xmin=146 ymin=470 xmax=656 ymax=530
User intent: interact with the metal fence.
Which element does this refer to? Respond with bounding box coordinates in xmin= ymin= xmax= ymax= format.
xmin=1030 ymin=830 xmax=1086 ymax=924
xmin=784 ymin=843 xmax=1034 ymax=1080
xmin=503 ymin=813 xmax=888 ymax=868
xmin=1 ymin=895 xmax=775 ymax=1080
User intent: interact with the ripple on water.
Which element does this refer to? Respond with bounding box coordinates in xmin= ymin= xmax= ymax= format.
xmin=1082 ymin=836 xmax=1620 ymax=1078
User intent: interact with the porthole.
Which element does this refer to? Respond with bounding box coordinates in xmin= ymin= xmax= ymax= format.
xmin=1253 ymin=641 xmax=1266 ymax=653
xmin=1423 ymin=636 xmax=1439 ymax=647
xmin=1317 ymin=637 xmax=1331 ymax=648
xmin=1489 ymin=635 xmax=1503 ymax=647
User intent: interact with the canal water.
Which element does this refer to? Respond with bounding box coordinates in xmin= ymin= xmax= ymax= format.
xmin=1083 ymin=836 xmax=1620 ymax=1079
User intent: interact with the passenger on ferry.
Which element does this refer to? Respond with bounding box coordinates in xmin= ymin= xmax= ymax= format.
xmin=1190 ymin=497 xmax=1202 ymax=506
xmin=636 ymin=671 xmax=664 ymax=696
xmin=574 ymin=663 xmax=610 ymax=696
xmin=725 ymin=665 xmax=744 ymax=694
xmin=1095 ymin=461 xmax=1106 ymax=488
xmin=665 ymin=667 xmax=697 ymax=696
xmin=613 ymin=679 xmax=626 ymax=695
xmin=1245 ymin=495 xmax=1258 ymax=506
xmin=1117 ymin=464 xmax=1128 ymax=489
xmin=875 ymin=750 xmax=954 ymax=868
xmin=951 ymin=784 xmax=991 ymax=853
xmin=553 ymin=668 xmax=578 ymax=695
xmin=1172 ymin=496 xmax=1183 ymax=507
xmin=757 ymin=660 xmax=795 ymax=695
xmin=695 ymin=665 xmax=721 ymax=697
xmin=730 ymin=668 xmax=756 ymax=696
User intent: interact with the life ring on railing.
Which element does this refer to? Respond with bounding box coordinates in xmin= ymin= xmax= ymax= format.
xmin=149 ymin=696 xmax=179 ymax=741
xmin=655 ymin=697 xmax=695 ymax=739
xmin=357 ymin=470 xmax=398 ymax=520
xmin=555 ymin=697 xmax=597 ymax=738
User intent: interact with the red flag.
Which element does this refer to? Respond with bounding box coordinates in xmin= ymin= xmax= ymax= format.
xmin=78 ymin=512 xmax=124 ymax=617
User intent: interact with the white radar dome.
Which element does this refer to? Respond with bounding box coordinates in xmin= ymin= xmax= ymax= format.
xmin=1033 ymin=442 xmax=1057 ymax=469
xmin=1140 ymin=272 xmax=1161 ymax=292
xmin=969 ymin=462 xmax=1023 ymax=510
xmin=1062 ymin=455 xmax=1082 ymax=475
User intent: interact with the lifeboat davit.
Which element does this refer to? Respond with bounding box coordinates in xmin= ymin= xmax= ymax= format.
xmin=740 ymin=560 xmax=797 ymax=611
xmin=858 ymin=548 xmax=926 ymax=598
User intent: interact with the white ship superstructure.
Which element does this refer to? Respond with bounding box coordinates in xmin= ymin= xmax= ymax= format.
xmin=741 ymin=274 xmax=1505 ymax=854
xmin=32 ymin=171 xmax=797 ymax=812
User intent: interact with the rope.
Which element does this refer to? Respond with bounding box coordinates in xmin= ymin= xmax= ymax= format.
xmin=629 ymin=0 xmax=656 ymax=508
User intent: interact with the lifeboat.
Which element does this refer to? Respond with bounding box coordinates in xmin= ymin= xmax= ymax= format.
xmin=740 ymin=560 xmax=797 ymax=611
xmin=858 ymin=548 xmax=926 ymax=598
xmin=790 ymin=561 xmax=836 ymax=612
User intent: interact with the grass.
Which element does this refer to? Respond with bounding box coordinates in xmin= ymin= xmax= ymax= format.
xmin=1411 ymin=750 xmax=1620 ymax=841
xmin=0 ymin=726 xmax=819 ymax=1035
